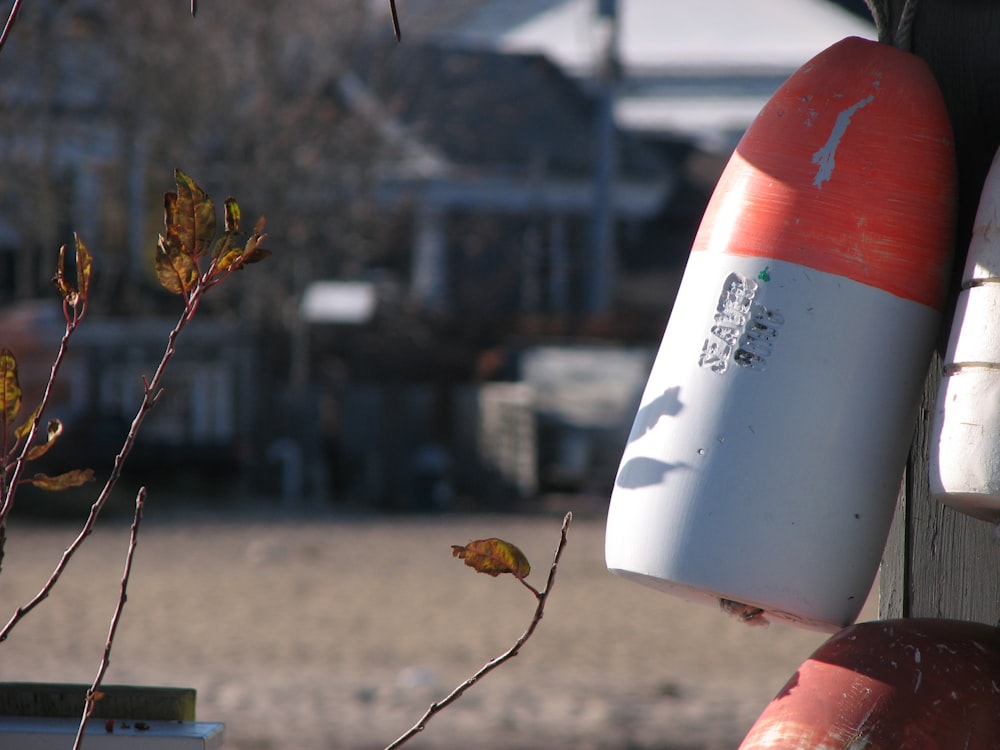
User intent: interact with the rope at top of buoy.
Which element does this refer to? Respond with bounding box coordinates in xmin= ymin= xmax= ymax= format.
xmin=865 ymin=0 xmax=921 ymax=51
xmin=892 ymin=0 xmax=920 ymax=52
xmin=864 ymin=0 xmax=891 ymax=44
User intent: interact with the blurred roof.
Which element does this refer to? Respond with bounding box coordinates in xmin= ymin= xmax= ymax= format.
xmin=384 ymin=0 xmax=876 ymax=150
xmin=351 ymin=41 xmax=666 ymax=180
xmin=346 ymin=39 xmax=673 ymax=217
xmin=438 ymin=0 xmax=874 ymax=73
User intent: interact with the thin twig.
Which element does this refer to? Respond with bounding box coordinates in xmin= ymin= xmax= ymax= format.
xmin=0 ymin=299 xmax=87 ymax=570
xmin=0 ymin=286 xmax=202 ymax=643
xmin=73 ymin=487 xmax=146 ymax=750
xmin=0 ymin=0 xmax=23 ymax=55
xmin=384 ymin=512 xmax=573 ymax=750
xmin=389 ymin=0 xmax=401 ymax=41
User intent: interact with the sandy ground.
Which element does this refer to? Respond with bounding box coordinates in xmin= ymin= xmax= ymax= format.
xmin=0 ymin=505 xmax=877 ymax=750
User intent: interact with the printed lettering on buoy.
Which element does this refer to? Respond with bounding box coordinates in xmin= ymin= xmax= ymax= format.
xmin=698 ymin=271 xmax=785 ymax=374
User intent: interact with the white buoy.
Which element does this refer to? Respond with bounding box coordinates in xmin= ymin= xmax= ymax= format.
xmin=930 ymin=148 xmax=1000 ymax=523
xmin=605 ymin=37 xmax=956 ymax=632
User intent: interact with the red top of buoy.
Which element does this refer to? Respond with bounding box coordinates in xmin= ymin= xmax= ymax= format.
xmin=694 ymin=37 xmax=956 ymax=310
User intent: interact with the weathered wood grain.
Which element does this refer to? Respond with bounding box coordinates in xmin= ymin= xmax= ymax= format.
xmin=877 ymin=0 xmax=1000 ymax=625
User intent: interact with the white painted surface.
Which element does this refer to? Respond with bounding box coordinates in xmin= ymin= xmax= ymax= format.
xmin=0 ymin=717 xmax=224 ymax=749
xmin=605 ymin=252 xmax=939 ymax=632
xmin=931 ymin=148 xmax=1000 ymax=522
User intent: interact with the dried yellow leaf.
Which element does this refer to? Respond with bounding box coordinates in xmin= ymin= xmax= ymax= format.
xmin=0 ymin=348 xmax=22 ymax=422
xmin=451 ymin=537 xmax=531 ymax=579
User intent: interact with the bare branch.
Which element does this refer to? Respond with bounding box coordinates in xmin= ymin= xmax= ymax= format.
xmin=389 ymin=0 xmax=401 ymax=41
xmin=0 ymin=0 xmax=23 ymax=55
xmin=73 ymin=487 xmax=146 ymax=750
xmin=384 ymin=512 xmax=572 ymax=750
xmin=0 ymin=298 xmax=88 ymax=566
xmin=0 ymin=285 xmax=202 ymax=642
xmin=0 ymin=171 xmax=266 ymax=639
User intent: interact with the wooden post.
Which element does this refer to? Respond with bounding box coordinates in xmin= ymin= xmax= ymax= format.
xmin=881 ymin=356 xmax=1000 ymax=623
xmin=878 ymin=2 xmax=1000 ymax=624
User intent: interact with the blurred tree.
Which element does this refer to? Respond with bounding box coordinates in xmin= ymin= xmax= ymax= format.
xmin=0 ymin=0 xmax=396 ymax=322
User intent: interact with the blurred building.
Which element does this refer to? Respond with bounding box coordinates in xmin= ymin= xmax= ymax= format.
xmin=0 ymin=0 xmax=875 ymax=509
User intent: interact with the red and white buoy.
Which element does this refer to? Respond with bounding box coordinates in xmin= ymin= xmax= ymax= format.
xmin=605 ymin=36 xmax=956 ymax=631
xmin=738 ymin=618 xmax=1000 ymax=749
xmin=931 ymin=147 xmax=1000 ymax=522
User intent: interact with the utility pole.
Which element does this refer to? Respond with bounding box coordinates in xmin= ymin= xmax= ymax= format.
xmin=586 ymin=0 xmax=619 ymax=317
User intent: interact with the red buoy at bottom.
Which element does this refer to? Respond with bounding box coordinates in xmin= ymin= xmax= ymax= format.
xmin=739 ymin=619 xmax=1000 ymax=749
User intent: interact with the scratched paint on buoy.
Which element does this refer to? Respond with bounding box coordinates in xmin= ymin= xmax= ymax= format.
xmin=694 ymin=37 xmax=955 ymax=310
xmin=812 ymin=93 xmax=876 ymax=188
